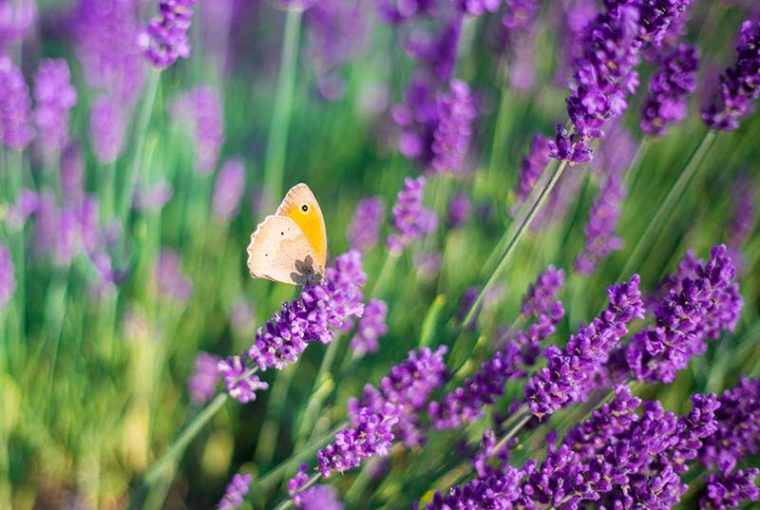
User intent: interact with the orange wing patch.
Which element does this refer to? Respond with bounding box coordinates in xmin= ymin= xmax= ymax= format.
xmin=276 ymin=184 xmax=328 ymax=270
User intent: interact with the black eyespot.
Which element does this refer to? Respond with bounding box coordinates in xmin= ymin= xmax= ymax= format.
xmin=281 ymin=232 xmax=284 ymax=236
xmin=301 ymin=204 xmax=309 ymax=212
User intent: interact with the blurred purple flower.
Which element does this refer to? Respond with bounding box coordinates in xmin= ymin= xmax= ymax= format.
xmin=133 ymin=180 xmax=174 ymax=211
xmin=575 ymin=174 xmax=626 ymax=275
xmin=512 ymin=134 xmax=550 ymax=214
xmin=212 ymin=158 xmax=246 ymax=222
xmin=170 ymin=86 xmax=224 ymax=174
xmin=447 ymin=192 xmax=471 ymax=229
xmin=387 ymin=176 xmax=437 ymax=254
xmin=4 ymin=188 xmax=39 ymax=230
xmin=217 ymin=472 xmax=252 ymax=510
xmin=376 ymin=0 xmax=439 ymax=24
xmin=702 ymin=20 xmax=760 ymax=131
xmin=139 ymin=0 xmax=196 ymax=69
xmin=525 ymin=275 xmax=644 ymax=418
xmin=404 ymin=16 xmax=462 ymax=83
xmin=230 ymin=300 xmax=255 ymax=335
xmin=727 ymin=174 xmax=756 ymax=270
xmin=218 ymin=355 xmax=269 ymax=403
xmin=350 ymin=299 xmax=388 ymax=357
xmin=298 ymin=485 xmax=344 ymax=510
xmin=625 ymin=245 xmax=742 ymax=383
xmin=641 ymin=44 xmax=700 ymax=136
xmin=553 ymin=0 xmax=597 ymax=86
xmin=0 ymin=55 xmax=34 ymax=150
xmin=429 ymin=80 xmax=477 ymax=174
xmin=701 ymin=469 xmax=760 ymax=509
xmin=639 ymin=0 xmax=691 ymax=47
xmin=346 ymin=196 xmax=385 ymax=253
xmin=0 ymin=245 xmax=15 ymax=310
xmin=155 ymin=249 xmax=193 ymax=303
xmin=90 ymin=97 xmax=126 ymax=164
xmin=61 ymin=144 xmax=85 ymax=206
xmin=0 ymin=0 xmax=37 ymax=46
xmin=188 ymin=352 xmax=220 ymax=404
xmin=33 ymin=59 xmax=78 ymax=153
xmin=521 ymin=265 xmax=565 ymax=319
xmin=424 ymin=466 xmax=523 ymax=509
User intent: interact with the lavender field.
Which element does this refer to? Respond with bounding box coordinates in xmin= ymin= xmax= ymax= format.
xmin=1 ymin=0 xmax=759 ymax=509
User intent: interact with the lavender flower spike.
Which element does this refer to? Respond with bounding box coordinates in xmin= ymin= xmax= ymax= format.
xmin=512 ymin=133 xmax=551 ymax=213
xmin=218 ymin=356 xmax=269 ymax=403
xmin=575 ymin=173 xmax=626 ymax=275
xmin=521 ymin=265 xmax=565 ymax=319
xmin=429 ymin=80 xmax=477 ymax=174
xmin=139 ymin=0 xmax=197 ymax=69
xmin=641 ymin=44 xmax=699 ymax=136
xmin=0 ymin=55 xmax=34 ymax=149
xmin=525 ymin=274 xmax=644 ymax=418
xmin=701 ymin=469 xmax=760 ymax=510
xmin=702 ymin=20 xmax=760 ymax=131
xmin=346 ymin=196 xmax=385 ymax=253
xmin=188 ymin=352 xmax=221 ymax=404
xmin=0 ymin=245 xmax=16 ymax=310
xmin=217 ymin=472 xmax=252 ymax=510
xmin=625 ymin=245 xmax=743 ymax=383
xmin=212 ymin=158 xmax=246 ymax=222
xmin=170 ymin=86 xmax=224 ymax=174
xmin=350 ymin=299 xmax=388 ymax=357
xmin=33 ymin=59 xmax=78 ymax=153
xmin=387 ymin=177 xmax=437 ymax=255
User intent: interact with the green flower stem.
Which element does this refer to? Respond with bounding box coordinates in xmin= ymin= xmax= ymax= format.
xmin=263 ymin=8 xmax=303 ymax=206
xmin=254 ymin=364 xmax=297 ymax=467
xmin=463 ymin=160 xmax=569 ymax=329
xmin=272 ymin=474 xmax=321 ymax=510
xmin=622 ymin=137 xmax=650 ymax=192
xmin=4 ymin=149 xmax=26 ymax=363
xmin=617 ymin=130 xmax=716 ymax=281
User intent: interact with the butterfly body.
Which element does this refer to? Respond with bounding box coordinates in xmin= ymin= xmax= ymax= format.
xmin=247 ymin=184 xmax=327 ymax=285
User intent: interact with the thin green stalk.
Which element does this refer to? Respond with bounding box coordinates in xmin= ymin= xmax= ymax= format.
xmin=254 ymin=365 xmax=297 ymax=467
xmin=295 ymin=334 xmax=341 ymax=449
xmin=463 ymin=160 xmax=569 ymax=329
xmin=273 ymin=474 xmax=320 ymax=510
xmin=263 ymin=8 xmax=303 ymax=206
xmin=617 ymin=130 xmax=716 ymax=281
xmin=622 ymin=137 xmax=650 ymax=191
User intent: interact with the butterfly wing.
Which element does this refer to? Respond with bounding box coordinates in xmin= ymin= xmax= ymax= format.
xmin=246 ymin=215 xmax=324 ymax=285
xmin=275 ymin=183 xmax=327 ymax=270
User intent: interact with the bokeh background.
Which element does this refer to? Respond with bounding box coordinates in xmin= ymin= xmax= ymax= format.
xmin=1 ymin=0 xmax=759 ymax=509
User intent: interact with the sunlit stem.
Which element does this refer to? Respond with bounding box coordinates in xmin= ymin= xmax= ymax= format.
xmin=463 ymin=160 xmax=569 ymax=329
xmin=263 ymin=8 xmax=302 ymax=207
xmin=617 ymin=130 xmax=716 ymax=280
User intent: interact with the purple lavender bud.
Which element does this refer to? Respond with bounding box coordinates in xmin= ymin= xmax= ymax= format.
xmin=154 ymin=249 xmax=193 ymax=303
xmin=512 ymin=134 xmax=551 ymax=213
xmin=4 ymin=188 xmax=39 ymax=230
xmin=727 ymin=174 xmax=756 ymax=259
xmin=575 ymin=174 xmax=626 ymax=275
xmin=188 ymin=352 xmax=220 ymax=404
xmin=456 ymin=0 xmax=498 ymax=16
xmin=217 ymin=472 xmax=252 ymax=510
xmin=298 ymin=485 xmax=344 ymax=510
xmin=428 ymin=80 xmax=477 ymax=174
xmin=139 ymin=0 xmax=196 ymax=70
xmin=0 ymin=0 xmax=37 ymax=46
xmin=170 ymin=86 xmax=224 ymax=174
xmin=701 ymin=469 xmax=760 ymax=510
xmin=0 ymin=55 xmax=34 ymax=149
xmin=525 ymin=275 xmax=644 ymax=418
xmin=641 ymin=44 xmax=700 ymax=136
xmin=638 ymin=0 xmax=691 ymax=47
xmin=229 ymin=300 xmax=255 ymax=335
xmin=553 ymin=0 xmax=597 ymax=86
xmin=413 ymin=250 xmax=442 ymax=280
xmin=498 ymin=0 xmax=540 ymax=52
xmin=218 ymin=355 xmax=269 ymax=403
xmin=0 ymin=245 xmax=15 ymax=310
xmin=424 ymin=466 xmax=523 ymax=509
xmin=316 ymin=403 xmax=401 ymax=477
xmin=387 ymin=176 xmax=437 ymax=255
xmin=245 ymin=251 xmax=366 ymax=373
xmin=133 ymin=181 xmax=174 ymax=211
xmin=350 ymin=299 xmax=388 ymax=357
xmin=61 ymin=144 xmax=85 ymax=206
xmin=33 ymin=59 xmax=78 ymax=153
xmin=350 ymin=347 xmax=448 ymax=447
xmin=212 ymin=158 xmax=246 ymax=222
xmin=521 ymin=265 xmax=565 ymax=319
xmin=90 ymin=97 xmax=126 ymax=164
xmin=287 ymin=464 xmax=310 ymax=501
xmin=375 ymin=0 xmax=438 ymax=24
xmin=702 ymin=20 xmax=760 ymax=131
xmin=346 ymin=196 xmax=385 ymax=253
xmin=625 ymin=245 xmax=742 ymax=384
xmin=699 ymin=376 xmax=760 ymax=473
xmin=405 ymin=17 xmax=462 ymax=83
xmin=447 ymin=192 xmax=472 ymax=229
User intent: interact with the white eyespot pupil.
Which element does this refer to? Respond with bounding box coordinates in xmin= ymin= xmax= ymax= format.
xmin=301 ymin=204 xmax=308 ymax=212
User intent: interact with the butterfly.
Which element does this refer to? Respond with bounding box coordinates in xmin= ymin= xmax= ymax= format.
xmin=246 ymin=183 xmax=327 ymax=286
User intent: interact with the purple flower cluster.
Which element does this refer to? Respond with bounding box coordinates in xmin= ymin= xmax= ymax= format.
xmin=0 ymin=55 xmax=34 ymax=150
xmin=350 ymin=299 xmax=388 ymax=357
xmin=638 ymin=0 xmax=691 ymax=47
xmin=728 ymin=174 xmax=756 ymax=258
xmin=376 ymin=0 xmax=438 ymax=24
xmin=575 ymin=173 xmax=626 ymax=275
xmin=33 ymin=59 xmax=78 ymax=153
xmin=90 ymin=97 xmax=126 ymax=164
xmin=447 ymin=192 xmax=472 ymax=229
xmin=512 ymin=134 xmax=551 ymax=213
xmin=221 ymin=252 xmax=366 ymax=402
xmin=346 ymin=196 xmax=385 ymax=253
xmin=0 ymin=0 xmax=37 ymax=47
xmin=139 ymin=0 xmax=196 ymax=69
xmin=702 ymin=20 xmax=760 ymax=131
xmin=641 ymin=44 xmax=700 ymax=136
xmin=525 ymin=275 xmax=644 ymax=418
xmin=170 ymin=86 xmax=224 ymax=174
xmin=394 ymin=79 xmax=477 ymax=174
xmin=0 ymin=245 xmax=15 ymax=310
xmin=298 ymin=485 xmax=344 ymax=510
xmin=429 ymin=267 xmax=565 ymax=429
xmin=387 ymin=177 xmax=437 ymax=255
xmin=154 ymin=249 xmax=193 ymax=303
xmin=188 ymin=352 xmax=221 ymax=404
xmin=424 ymin=465 xmax=524 ymax=509
xmin=625 ymin=245 xmax=743 ymax=383
xmin=702 ymin=469 xmax=760 ymax=510
xmin=212 ymin=159 xmax=246 ymax=222
xmin=217 ymin=472 xmax=252 ymax=510
xmin=34 ymin=192 xmax=102 ymax=267
xmin=499 ymin=0 xmax=540 ymax=50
